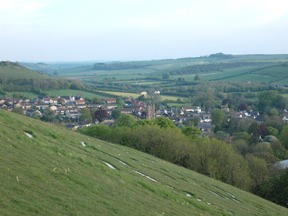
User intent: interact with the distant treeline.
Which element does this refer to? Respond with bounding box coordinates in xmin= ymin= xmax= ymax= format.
xmin=170 ymin=62 xmax=274 ymax=75
xmin=0 ymin=78 xmax=84 ymax=94
xmin=93 ymin=62 xmax=150 ymax=70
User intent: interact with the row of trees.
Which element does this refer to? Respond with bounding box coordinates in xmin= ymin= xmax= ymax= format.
xmin=169 ymin=61 xmax=273 ymax=75
xmin=0 ymin=78 xmax=84 ymax=95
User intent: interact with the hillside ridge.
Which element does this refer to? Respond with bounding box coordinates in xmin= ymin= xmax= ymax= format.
xmin=0 ymin=109 xmax=287 ymax=215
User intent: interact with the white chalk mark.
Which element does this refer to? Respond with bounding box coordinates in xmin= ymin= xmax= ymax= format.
xmin=209 ymin=190 xmax=219 ymax=196
xmin=24 ymin=132 xmax=33 ymax=138
xmin=227 ymin=192 xmax=236 ymax=198
xmin=115 ymin=158 xmax=127 ymax=166
xmin=81 ymin=142 xmax=86 ymax=147
xmin=133 ymin=170 xmax=157 ymax=182
xmin=186 ymin=193 xmax=192 ymax=198
xmin=103 ymin=161 xmax=116 ymax=170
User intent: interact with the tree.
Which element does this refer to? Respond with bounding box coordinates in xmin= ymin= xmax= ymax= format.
xmin=114 ymin=114 xmax=137 ymax=128
xmin=162 ymin=73 xmax=170 ymax=80
xmin=255 ymin=170 xmax=288 ymax=207
xmin=12 ymin=107 xmax=23 ymax=115
xmin=238 ymin=103 xmax=248 ymax=111
xmin=280 ymin=124 xmax=288 ymax=149
xmin=182 ymin=126 xmax=201 ymax=140
xmin=40 ymin=109 xmax=54 ymax=122
xmin=153 ymin=117 xmax=176 ymax=129
xmin=94 ymin=108 xmax=108 ymax=122
xmin=91 ymin=97 xmax=100 ymax=104
xmin=195 ymin=91 xmax=215 ymax=111
xmin=111 ymin=109 xmax=121 ymax=119
xmin=194 ymin=74 xmax=200 ymax=81
xmin=189 ymin=138 xmax=252 ymax=190
xmin=211 ymin=108 xmax=224 ymax=132
xmin=79 ymin=108 xmax=92 ymax=123
xmin=245 ymin=154 xmax=268 ymax=187
xmin=248 ymin=122 xmax=260 ymax=144
xmin=257 ymin=91 xmax=287 ymax=114
xmin=116 ymin=97 xmax=125 ymax=108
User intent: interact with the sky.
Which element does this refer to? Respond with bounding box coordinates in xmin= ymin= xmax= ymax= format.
xmin=1 ymin=0 xmax=288 ymax=61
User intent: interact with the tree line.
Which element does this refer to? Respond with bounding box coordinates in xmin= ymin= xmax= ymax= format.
xmin=169 ymin=62 xmax=274 ymax=75
xmin=0 ymin=78 xmax=84 ymax=95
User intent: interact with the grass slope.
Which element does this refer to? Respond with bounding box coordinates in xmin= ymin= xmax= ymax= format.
xmin=0 ymin=110 xmax=287 ymax=215
xmin=0 ymin=61 xmax=50 ymax=80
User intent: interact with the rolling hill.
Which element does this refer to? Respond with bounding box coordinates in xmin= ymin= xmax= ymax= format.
xmin=0 ymin=109 xmax=287 ymax=215
xmin=0 ymin=61 xmax=51 ymax=80
xmin=21 ymin=54 xmax=288 ymax=85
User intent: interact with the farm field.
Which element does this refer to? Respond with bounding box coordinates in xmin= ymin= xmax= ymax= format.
xmin=97 ymin=90 xmax=185 ymax=102
xmin=1 ymin=109 xmax=288 ymax=215
xmin=43 ymin=89 xmax=107 ymax=99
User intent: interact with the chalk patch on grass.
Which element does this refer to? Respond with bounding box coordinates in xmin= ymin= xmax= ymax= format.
xmin=103 ymin=161 xmax=117 ymax=170
xmin=133 ymin=170 xmax=157 ymax=182
xmin=24 ymin=132 xmax=33 ymax=138
xmin=197 ymin=198 xmax=202 ymax=202
xmin=81 ymin=142 xmax=86 ymax=147
xmin=227 ymin=192 xmax=236 ymax=198
xmin=186 ymin=193 xmax=192 ymax=198
xmin=115 ymin=159 xmax=127 ymax=166
xmin=209 ymin=190 xmax=219 ymax=196
xmin=166 ymin=185 xmax=174 ymax=190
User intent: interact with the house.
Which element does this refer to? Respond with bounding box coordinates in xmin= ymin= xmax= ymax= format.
xmin=105 ymin=104 xmax=118 ymax=110
xmin=119 ymin=108 xmax=133 ymax=114
xmin=103 ymin=98 xmax=117 ymax=104
xmin=51 ymin=98 xmax=58 ymax=105
xmin=182 ymin=106 xmax=194 ymax=112
xmin=198 ymin=122 xmax=212 ymax=132
xmin=49 ymin=105 xmax=58 ymax=111
xmin=201 ymin=114 xmax=211 ymax=123
xmin=75 ymin=98 xmax=85 ymax=105
xmin=42 ymin=97 xmax=53 ymax=105
xmin=154 ymin=90 xmax=160 ymax=94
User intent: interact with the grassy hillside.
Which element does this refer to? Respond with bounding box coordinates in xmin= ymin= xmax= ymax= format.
xmin=0 ymin=110 xmax=287 ymax=215
xmin=0 ymin=61 xmax=51 ymax=80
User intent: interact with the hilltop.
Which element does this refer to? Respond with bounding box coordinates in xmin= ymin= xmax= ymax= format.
xmin=0 ymin=61 xmax=51 ymax=80
xmin=0 ymin=109 xmax=287 ymax=215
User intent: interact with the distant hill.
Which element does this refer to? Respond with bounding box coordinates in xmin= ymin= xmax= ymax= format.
xmin=0 ymin=61 xmax=51 ymax=80
xmin=24 ymin=54 xmax=288 ymax=84
xmin=0 ymin=109 xmax=287 ymax=215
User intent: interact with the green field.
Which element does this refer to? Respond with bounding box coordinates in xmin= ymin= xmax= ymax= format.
xmin=5 ymin=92 xmax=39 ymax=98
xmin=1 ymin=110 xmax=288 ymax=215
xmin=98 ymin=90 xmax=185 ymax=101
xmin=43 ymin=89 xmax=108 ymax=99
xmin=0 ymin=61 xmax=51 ymax=79
xmin=97 ymin=90 xmax=141 ymax=98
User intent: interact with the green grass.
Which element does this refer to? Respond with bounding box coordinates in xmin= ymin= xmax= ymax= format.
xmin=97 ymin=90 xmax=185 ymax=101
xmin=97 ymin=90 xmax=141 ymax=98
xmin=0 ymin=62 xmax=50 ymax=79
xmin=43 ymin=89 xmax=107 ymax=99
xmin=5 ymin=92 xmax=39 ymax=98
xmin=0 ymin=110 xmax=288 ymax=215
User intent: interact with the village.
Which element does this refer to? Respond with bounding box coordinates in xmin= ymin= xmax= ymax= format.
xmin=2 ymin=90 xmax=287 ymax=134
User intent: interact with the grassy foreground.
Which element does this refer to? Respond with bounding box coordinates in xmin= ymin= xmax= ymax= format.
xmin=0 ymin=110 xmax=287 ymax=215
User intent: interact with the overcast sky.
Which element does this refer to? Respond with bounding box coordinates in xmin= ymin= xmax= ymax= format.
xmin=1 ymin=0 xmax=288 ymax=61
